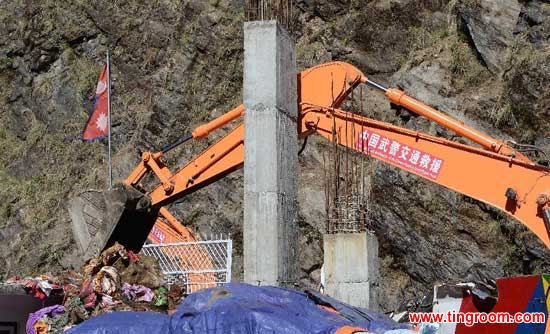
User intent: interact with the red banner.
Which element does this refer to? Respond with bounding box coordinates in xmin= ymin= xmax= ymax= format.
xmin=82 ymin=65 xmax=109 ymax=140
xmin=356 ymin=129 xmax=444 ymax=179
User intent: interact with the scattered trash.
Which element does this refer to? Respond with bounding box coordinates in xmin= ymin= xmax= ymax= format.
xmin=4 ymin=243 xmax=182 ymax=334
xmin=7 ymin=275 xmax=64 ymax=300
xmin=167 ymin=283 xmax=183 ymax=310
xmin=26 ymin=305 xmax=65 ymax=334
xmin=10 ymin=244 xmax=436 ymax=334
xmin=153 ymin=286 xmax=168 ymax=307
xmin=122 ymin=283 xmax=154 ymax=303
xmin=92 ymin=266 xmax=119 ymax=296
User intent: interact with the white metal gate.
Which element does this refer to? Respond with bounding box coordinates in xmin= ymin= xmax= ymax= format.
xmin=141 ymin=239 xmax=232 ymax=294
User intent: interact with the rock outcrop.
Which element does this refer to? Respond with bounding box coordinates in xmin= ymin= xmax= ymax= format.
xmin=458 ymin=0 xmax=521 ymax=74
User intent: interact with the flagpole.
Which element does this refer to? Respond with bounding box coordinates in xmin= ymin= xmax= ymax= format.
xmin=107 ymin=50 xmax=113 ymax=190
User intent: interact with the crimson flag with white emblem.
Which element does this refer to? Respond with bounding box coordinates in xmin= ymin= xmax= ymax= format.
xmin=82 ymin=65 xmax=109 ymax=140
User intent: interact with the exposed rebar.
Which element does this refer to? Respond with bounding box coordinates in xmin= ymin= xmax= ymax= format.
xmin=245 ymin=0 xmax=292 ymax=29
xmin=323 ymin=78 xmax=373 ymax=234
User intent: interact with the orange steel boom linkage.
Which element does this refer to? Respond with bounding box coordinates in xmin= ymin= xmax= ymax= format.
xmin=125 ymin=62 xmax=550 ymax=249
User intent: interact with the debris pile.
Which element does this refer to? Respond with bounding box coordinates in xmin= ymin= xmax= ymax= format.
xmin=4 ymin=243 xmax=441 ymax=334
xmin=6 ymin=243 xmax=183 ymax=334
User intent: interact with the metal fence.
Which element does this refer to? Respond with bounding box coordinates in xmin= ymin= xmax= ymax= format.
xmin=141 ymin=239 xmax=232 ymax=294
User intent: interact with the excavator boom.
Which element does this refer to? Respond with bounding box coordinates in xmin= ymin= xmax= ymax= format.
xmin=300 ymin=104 xmax=550 ymax=247
xmin=70 ymin=61 xmax=550 ymax=262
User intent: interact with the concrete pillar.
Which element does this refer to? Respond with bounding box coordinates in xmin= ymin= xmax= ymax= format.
xmin=323 ymin=232 xmax=379 ymax=309
xmin=243 ymin=21 xmax=298 ymax=286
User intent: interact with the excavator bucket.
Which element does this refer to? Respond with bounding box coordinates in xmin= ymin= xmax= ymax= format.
xmin=68 ymin=183 xmax=160 ymax=261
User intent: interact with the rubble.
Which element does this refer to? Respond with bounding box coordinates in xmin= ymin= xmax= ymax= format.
xmin=5 ymin=242 xmax=440 ymax=334
xmin=5 ymin=243 xmax=183 ymax=334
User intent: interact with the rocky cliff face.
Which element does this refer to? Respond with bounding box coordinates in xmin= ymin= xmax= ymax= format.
xmin=1 ymin=0 xmax=549 ymax=312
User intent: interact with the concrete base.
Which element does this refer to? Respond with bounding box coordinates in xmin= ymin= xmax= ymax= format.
xmin=323 ymin=232 xmax=379 ymax=309
xmin=243 ymin=21 xmax=298 ymax=286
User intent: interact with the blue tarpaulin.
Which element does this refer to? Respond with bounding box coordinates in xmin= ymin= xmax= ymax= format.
xmin=67 ymin=311 xmax=170 ymax=334
xmin=67 ymin=283 xmax=412 ymax=334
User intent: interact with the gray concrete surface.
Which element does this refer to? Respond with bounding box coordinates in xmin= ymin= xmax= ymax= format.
xmin=323 ymin=232 xmax=379 ymax=309
xmin=243 ymin=21 xmax=298 ymax=286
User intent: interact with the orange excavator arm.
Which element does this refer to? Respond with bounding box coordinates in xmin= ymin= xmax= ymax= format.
xmin=301 ymin=104 xmax=550 ymax=247
xmin=125 ymin=62 xmax=362 ymax=209
xmin=118 ymin=61 xmax=550 ymax=249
